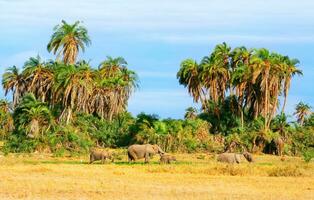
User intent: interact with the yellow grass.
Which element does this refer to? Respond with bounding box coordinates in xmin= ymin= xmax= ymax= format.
xmin=0 ymin=153 xmax=313 ymax=200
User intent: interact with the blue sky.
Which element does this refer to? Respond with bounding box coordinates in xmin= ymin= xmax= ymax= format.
xmin=0 ymin=0 xmax=313 ymax=119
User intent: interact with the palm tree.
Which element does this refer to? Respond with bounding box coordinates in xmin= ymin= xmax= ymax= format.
xmin=271 ymin=113 xmax=290 ymax=138
xmin=231 ymin=46 xmax=253 ymax=128
xmin=13 ymin=93 xmax=52 ymax=138
xmin=53 ymin=62 xmax=94 ymax=123
xmin=177 ymin=59 xmax=204 ymax=105
xmin=231 ymin=65 xmax=250 ymax=128
xmin=0 ymin=99 xmax=11 ymax=113
xmin=0 ymin=100 xmax=14 ymax=139
xmin=250 ymin=48 xmax=273 ymax=130
xmin=92 ymin=57 xmax=138 ymax=120
xmin=47 ymin=20 xmax=91 ymax=65
xmin=231 ymin=46 xmax=252 ymax=68
xmin=200 ymin=43 xmax=230 ymax=103
xmin=23 ymin=55 xmax=54 ymax=102
xmin=2 ymin=66 xmax=27 ymax=108
xmin=281 ymin=57 xmax=302 ymax=113
xmin=98 ymin=56 xmax=128 ymax=77
xmin=184 ymin=107 xmax=198 ymax=120
xmin=177 ymin=59 xmax=201 ymax=100
xmin=294 ymin=102 xmax=311 ymax=126
xmin=51 ymin=57 xmax=137 ymax=123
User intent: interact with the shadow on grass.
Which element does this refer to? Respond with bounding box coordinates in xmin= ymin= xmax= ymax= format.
xmin=257 ymin=162 xmax=274 ymax=166
xmin=23 ymin=160 xmax=88 ymax=165
xmin=22 ymin=159 xmax=194 ymax=166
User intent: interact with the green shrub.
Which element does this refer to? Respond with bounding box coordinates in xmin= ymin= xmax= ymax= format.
xmin=3 ymin=134 xmax=38 ymax=153
xmin=302 ymin=148 xmax=314 ymax=163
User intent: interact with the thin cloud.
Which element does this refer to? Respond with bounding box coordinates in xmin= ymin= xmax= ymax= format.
xmin=152 ymin=34 xmax=314 ymax=44
xmin=1 ymin=0 xmax=314 ymax=31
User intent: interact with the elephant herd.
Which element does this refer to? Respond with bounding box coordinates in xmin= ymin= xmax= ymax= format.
xmin=89 ymin=144 xmax=254 ymax=164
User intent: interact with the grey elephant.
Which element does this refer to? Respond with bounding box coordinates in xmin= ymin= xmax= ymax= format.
xmin=160 ymin=154 xmax=176 ymax=164
xmin=127 ymin=144 xmax=165 ymax=163
xmin=89 ymin=149 xmax=114 ymax=164
xmin=217 ymin=152 xmax=253 ymax=164
xmin=274 ymin=138 xmax=284 ymax=156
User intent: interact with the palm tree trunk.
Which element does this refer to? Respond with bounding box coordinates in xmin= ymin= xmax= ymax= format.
xmin=281 ymin=94 xmax=288 ymax=114
xmin=241 ymin=109 xmax=244 ymax=129
xmin=66 ymin=108 xmax=72 ymax=125
xmin=264 ymin=88 xmax=268 ymax=131
xmin=264 ymin=67 xmax=270 ymax=132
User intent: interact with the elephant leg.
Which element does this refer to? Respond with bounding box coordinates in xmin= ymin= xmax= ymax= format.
xmin=128 ymin=151 xmax=137 ymax=162
xmin=89 ymin=155 xmax=94 ymax=164
xmin=101 ymin=156 xmax=105 ymax=164
xmin=276 ymin=145 xmax=280 ymax=156
xmin=235 ymin=154 xmax=241 ymax=164
xmin=145 ymin=153 xmax=150 ymax=163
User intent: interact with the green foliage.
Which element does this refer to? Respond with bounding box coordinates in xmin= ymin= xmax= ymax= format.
xmin=0 ymin=35 xmax=312 ymax=156
xmin=199 ymin=97 xmax=240 ymax=134
xmin=3 ymin=134 xmax=38 ymax=153
xmin=302 ymin=148 xmax=314 ymax=163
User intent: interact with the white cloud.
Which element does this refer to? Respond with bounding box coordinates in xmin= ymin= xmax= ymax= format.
xmin=1 ymin=0 xmax=314 ymax=31
xmin=152 ymin=34 xmax=314 ymax=44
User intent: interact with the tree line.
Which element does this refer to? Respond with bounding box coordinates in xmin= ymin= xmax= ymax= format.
xmin=0 ymin=21 xmax=313 ymax=158
xmin=177 ymin=42 xmax=302 ymax=131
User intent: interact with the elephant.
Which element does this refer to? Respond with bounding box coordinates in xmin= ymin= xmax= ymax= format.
xmin=274 ymin=137 xmax=284 ymax=156
xmin=264 ymin=137 xmax=284 ymax=156
xmin=217 ymin=152 xmax=253 ymax=164
xmin=89 ymin=149 xmax=114 ymax=164
xmin=160 ymin=154 xmax=176 ymax=164
xmin=127 ymin=144 xmax=165 ymax=163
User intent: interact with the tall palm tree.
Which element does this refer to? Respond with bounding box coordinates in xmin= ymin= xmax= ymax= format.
xmin=184 ymin=107 xmax=198 ymax=120
xmin=2 ymin=66 xmax=26 ymax=108
xmin=47 ymin=20 xmax=91 ymax=65
xmin=177 ymin=59 xmax=204 ymax=105
xmin=23 ymin=55 xmax=54 ymax=102
xmin=200 ymin=43 xmax=230 ymax=103
xmin=53 ymin=63 xmax=94 ymax=123
xmin=231 ymin=46 xmax=253 ymax=128
xmin=267 ymin=53 xmax=285 ymax=124
xmin=250 ymin=48 xmax=273 ymax=130
xmin=92 ymin=56 xmax=138 ymax=120
xmin=281 ymin=57 xmax=302 ymax=113
xmin=294 ymin=102 xmax=311 ymax=126
xmin=231 ymin=65 xmax=250 ymax=128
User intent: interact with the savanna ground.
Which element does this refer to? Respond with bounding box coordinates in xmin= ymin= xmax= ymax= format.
xmin=0 ymin=151 xmax=313 ymax=200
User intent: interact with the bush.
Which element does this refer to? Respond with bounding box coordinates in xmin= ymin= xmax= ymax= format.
xmin=3 ymin=134 xmax=38 ymax=153
xmin=302 ymin=148 xmax=314 ymax=163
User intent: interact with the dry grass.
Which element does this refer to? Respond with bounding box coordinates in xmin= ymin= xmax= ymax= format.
xmin=0 ymin=152 xmax=313 ymax=200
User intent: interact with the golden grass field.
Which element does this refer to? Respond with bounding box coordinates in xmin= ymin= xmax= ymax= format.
xmin=0 ymin=152 xmax=313 ymax=200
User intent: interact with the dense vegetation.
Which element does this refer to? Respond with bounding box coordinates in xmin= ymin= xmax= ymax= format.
xmin=0 ymin=21 xmax=313 ymax=159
